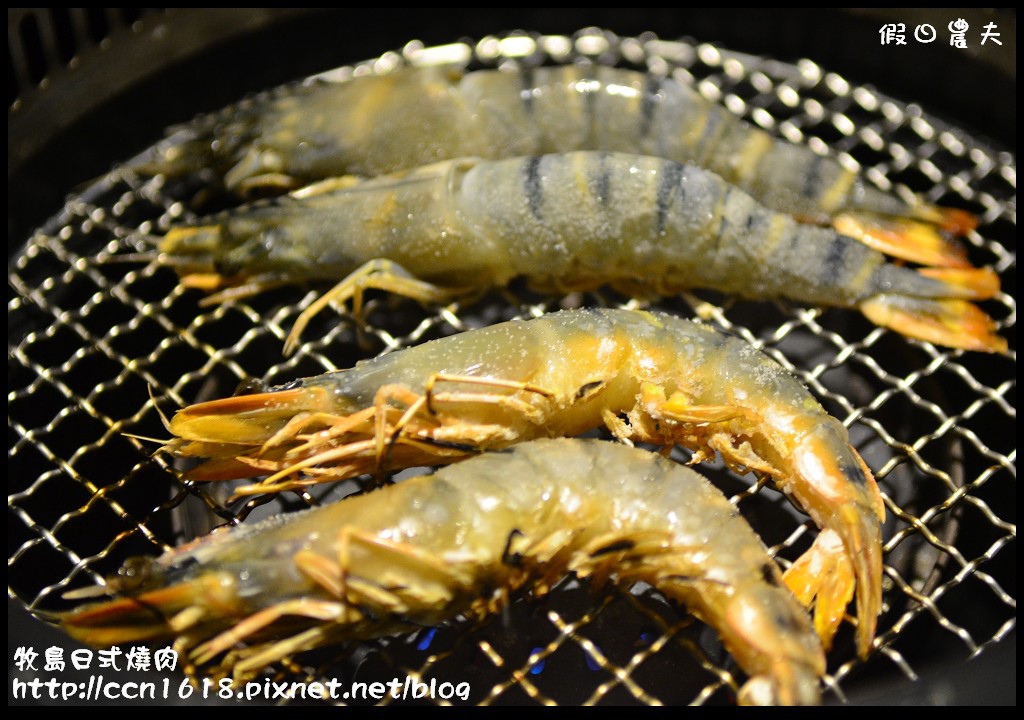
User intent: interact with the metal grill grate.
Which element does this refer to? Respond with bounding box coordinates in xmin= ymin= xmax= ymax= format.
xmin=8 ymin=30 xmax=1016 ymax=705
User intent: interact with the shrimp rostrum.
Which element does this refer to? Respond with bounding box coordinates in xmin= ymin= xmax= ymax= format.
xmin=162 ymin=151 xmax=1005 ymax=353
xmin=143 ymin=63 xmax=975 ymax=253
xmin=165 ymin=308 xmax=885 ymax=658
xmin=61 ymin=439 xmax=826 ymax=705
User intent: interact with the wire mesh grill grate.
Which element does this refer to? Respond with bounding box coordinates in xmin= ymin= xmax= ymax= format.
xmin=7 ymin=29 xmax=1016 ymax=705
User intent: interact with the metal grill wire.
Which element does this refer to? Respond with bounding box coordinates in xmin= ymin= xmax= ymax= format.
xmin=7 ymin=30 xmax=1016 ymax=705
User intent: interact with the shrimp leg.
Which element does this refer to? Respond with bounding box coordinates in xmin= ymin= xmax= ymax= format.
xmin=283 ymin=259 xmax=464 ymax=355
xmin=193 ymin=528 xmax=466 ymax=667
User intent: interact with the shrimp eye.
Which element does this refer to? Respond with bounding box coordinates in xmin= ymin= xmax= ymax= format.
xmin=110 ymin=557 xmax=160 ymax=594
xmin=589 ymin=538 xmax=636 ymax=557
xmin=575 ymin=380 xmax=606 ymax=401
xmin=213 ymin=257 xmax=242 ymax=277
xmin=760 ymin=562 xmax=781 ymax=586
xmin=234 ymin=377 xmax=268 ymax=396
xmin=501 ymin=529 xmax=526 ymax=567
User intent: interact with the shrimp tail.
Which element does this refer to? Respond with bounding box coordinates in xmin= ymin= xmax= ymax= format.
xmin=860 ymin=294 xmax=1007 ymax=353
xmin=834 ymin=211 xmax=975 ymax=268
xmin=783 ymin=530 xmax=856 ymax=652
xmin=855 ymin=263 xmax=1005 ymax=351
xmin=916 ymin=266 xmax=1002 ymax=300
xmin=780 ymin=431 xmax=885 ymax=658
xmin=935 ymin=207 xmax=980 ymax=235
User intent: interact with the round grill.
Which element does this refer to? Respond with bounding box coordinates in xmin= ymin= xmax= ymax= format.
xmin=8 ymin=27 xmax=1016 ymax=705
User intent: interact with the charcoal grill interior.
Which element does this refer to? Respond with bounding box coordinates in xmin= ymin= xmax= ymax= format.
xmin=8 ymin=10 xmax=1016 ymax=706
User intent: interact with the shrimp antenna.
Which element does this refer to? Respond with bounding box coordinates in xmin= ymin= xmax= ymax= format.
xmin=148 ymin=384 xmax=176 ymax=434
xmin=123 ymin=432 xmax=173 ymax=446
xmin=95 ymin=250 xmax=161 ymax=265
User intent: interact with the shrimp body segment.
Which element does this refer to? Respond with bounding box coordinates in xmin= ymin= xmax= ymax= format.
xmin=166 ymin=308 xmax=884 ymax=656
xmin=62 ymin=439 xmax=826 ymax=705
xmin=162 ymin=152 xmax=1004 ymax=353
xmin=148 ymin=64 xmax=972 ymax=247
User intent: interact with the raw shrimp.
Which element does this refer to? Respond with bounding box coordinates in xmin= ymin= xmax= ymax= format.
xmin=142 ymin=63 xmax=976 ymax=251
xmin=164 ymin=307 xmax=885 ymax=657
xmin=61 ymin=439 xmax=826 ymax=705
xmin=161 ymin=152 xmax=1004 ymax=353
